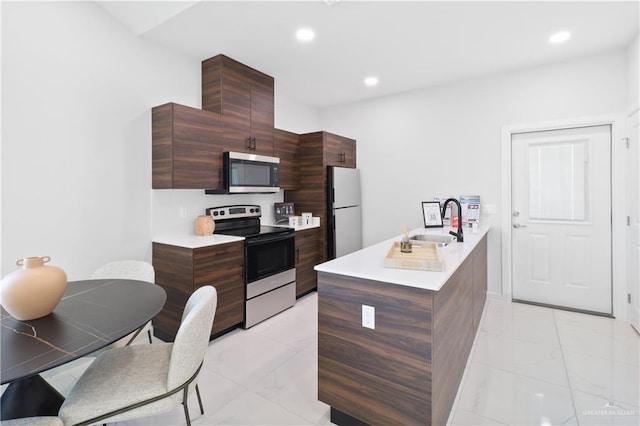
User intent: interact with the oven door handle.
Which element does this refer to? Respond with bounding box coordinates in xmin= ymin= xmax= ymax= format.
xmin=245 ymin=233 xmax=294 ymax=246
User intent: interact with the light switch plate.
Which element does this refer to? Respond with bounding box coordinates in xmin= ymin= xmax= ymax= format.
xmin=362 ymin=305 xmax=375 ymax=329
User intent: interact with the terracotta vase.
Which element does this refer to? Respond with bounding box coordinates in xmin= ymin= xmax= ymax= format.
xmin=194 ymin=215 xmax=215 ymax=236
xmin=1 ymin=256 xmax=68 ymax=320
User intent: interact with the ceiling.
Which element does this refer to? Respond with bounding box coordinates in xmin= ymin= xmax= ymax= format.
xmin=97 ymin=0 xmax=639 ymax=108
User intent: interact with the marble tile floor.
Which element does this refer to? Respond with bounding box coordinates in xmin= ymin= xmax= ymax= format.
xmin=5 ymin=293 xmax=639 ymax=425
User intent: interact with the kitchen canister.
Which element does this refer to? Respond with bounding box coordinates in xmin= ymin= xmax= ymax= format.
xmin=195 ymin=215 xmax=215 ymax=236
xmin=1 ymin=256 xmax=68 ymax=320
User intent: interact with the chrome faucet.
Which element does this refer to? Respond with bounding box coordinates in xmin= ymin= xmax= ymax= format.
xmin=441 ymin=198 xmax=464 ymax=242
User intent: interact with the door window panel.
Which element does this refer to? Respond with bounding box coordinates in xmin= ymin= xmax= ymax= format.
xmin=528 ymin=140 xmax=588 ymax=221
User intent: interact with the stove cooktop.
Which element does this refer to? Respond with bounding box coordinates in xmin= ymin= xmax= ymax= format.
xmin=215 ymin=225 xmax=292 ymax=238
xmin=206 ymin=205 xmax=293 ymax=239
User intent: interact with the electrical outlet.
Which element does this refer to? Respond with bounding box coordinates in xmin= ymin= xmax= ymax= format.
xmin=362 ymin=305 xmax=375 ymax=329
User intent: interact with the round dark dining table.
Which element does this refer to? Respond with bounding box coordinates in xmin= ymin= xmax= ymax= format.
xmin=1 ymin=278 xmax=167 ymax=420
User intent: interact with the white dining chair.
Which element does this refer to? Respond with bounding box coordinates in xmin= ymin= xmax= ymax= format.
xmin=58 ymin=285 xmax=217 ymax=426
xmin=0 ymin=417 xmax=63 ymax=426
xmin=91 ymin=260 xmax=155 ymax=345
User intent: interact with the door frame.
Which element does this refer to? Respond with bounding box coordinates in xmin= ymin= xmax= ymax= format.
xmin=500 ymin=114 xmax=628 ymax=319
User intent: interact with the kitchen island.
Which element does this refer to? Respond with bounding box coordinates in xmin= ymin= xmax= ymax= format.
xmin=315 ymin=226 xmax=489 ymax=426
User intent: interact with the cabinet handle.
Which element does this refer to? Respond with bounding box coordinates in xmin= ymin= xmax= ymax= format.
xmin=296 ymin=248 xmax=300 ymax=262
xmin=246 ymin=137 xmax=252 ymax=150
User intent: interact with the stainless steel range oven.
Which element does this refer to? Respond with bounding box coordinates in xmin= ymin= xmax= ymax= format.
xmin=206 ymin=205 xmax=295 ymax=328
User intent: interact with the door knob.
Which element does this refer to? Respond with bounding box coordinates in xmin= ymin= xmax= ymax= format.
xmin=512 ymin=211 xmax=520 ymax=217
xmin=513 ymin=224 xmax=527 ymax=229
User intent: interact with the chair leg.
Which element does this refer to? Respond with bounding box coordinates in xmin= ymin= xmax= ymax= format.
xmin=196 ymin=383 xmax=204 ymax=415
xmin=182 ymin=386 xmax=191 ymax=426
xmin=147 ymin=329 xmax=153 ymax=344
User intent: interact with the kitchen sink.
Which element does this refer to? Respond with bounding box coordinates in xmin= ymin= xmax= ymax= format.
xmin=409 ymin=234 xmax=455 ymax=247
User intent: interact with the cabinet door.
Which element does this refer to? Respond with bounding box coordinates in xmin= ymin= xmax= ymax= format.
xmin=273 ymin=128 xmax=300 ymax=190
xmin=220 ymin=62 xmax=252 ymax=154
xmin=152 ymin=103 xmax=224 ymax=189
xmin=295 ymin=228 xmax=320 ymax=297
xmin=194 ymin=241 xmax=244 ymax=336
xmin=250 ymin=78 xmax=275 ymax=156
xmin=324 ymin=133 xmax=357 ymax=168
xmin=324 ymin=133 xmax=344 ymax=167
xmin=152 ymin=243 xmax=195 ymax=340
xmin=341 ymin=138 xmax=357 ymax=168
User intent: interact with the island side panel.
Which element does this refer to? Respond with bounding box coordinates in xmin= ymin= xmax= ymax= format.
xmin=432 ymin=254 xmax=474 ymax=426
xmin=472 ymin=235 xmax=488 ymax=332
xmin=317 ymin=272 xmax=433 ymax=425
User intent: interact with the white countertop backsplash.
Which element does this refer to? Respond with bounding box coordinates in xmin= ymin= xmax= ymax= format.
xmin=151 ymin=190 xmax=284 ymax=238
xmin=315 ymin=225 xmax=490 ymax=292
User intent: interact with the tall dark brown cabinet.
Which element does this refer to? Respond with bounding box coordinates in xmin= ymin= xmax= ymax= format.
xmin=285 ymin=131 xmax=356 ymax=265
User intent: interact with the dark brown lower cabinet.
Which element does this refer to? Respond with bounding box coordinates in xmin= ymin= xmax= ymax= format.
xmin=317 ymin=235 xmax=488 ymax=426
xmin=295 ymin=228 xmax=320 ymax=297
xmin=152 ymin=241 xmax=244 ymax=341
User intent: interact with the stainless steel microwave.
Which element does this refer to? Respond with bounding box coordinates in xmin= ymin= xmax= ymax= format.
xmin=223 ymin=151 xmax=280 ymax=193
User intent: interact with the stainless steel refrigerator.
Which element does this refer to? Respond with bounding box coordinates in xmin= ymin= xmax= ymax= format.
xmin=327 ymin=167 xmax=363 ymax=259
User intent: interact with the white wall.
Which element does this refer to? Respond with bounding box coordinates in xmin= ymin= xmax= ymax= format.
xmin=275 ymin=89 xmax=322 ymax=133
xmin=1 ymin=2 xmax=320 ymax=279
xmin=628 ymin=33 xmax=639 ymax=108
xmin=320 ymin=50 xmax=628 ymax=295
xmin=2 ymin=1 xmax=199 ymax=279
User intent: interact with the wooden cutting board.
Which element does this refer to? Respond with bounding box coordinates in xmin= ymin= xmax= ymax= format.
xmin=383 ymin=242 xmax=444 ymax=272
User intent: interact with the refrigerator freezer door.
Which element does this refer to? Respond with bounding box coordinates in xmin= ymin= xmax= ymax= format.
xmin=332 ymin=168 xmax=361 ymax=208
xmin=334 ymin=205 xmax=363 ymax=258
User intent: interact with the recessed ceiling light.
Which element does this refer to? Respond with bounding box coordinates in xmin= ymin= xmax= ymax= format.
xmin=296 ymin=28 xmax=315 ymax=42
xmin=549 ymin=31 xmax=571 ymax=44
xmin=364 ymin=76 xmax=379 ymax=87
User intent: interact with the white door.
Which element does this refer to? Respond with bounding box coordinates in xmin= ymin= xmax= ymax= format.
xmin=628 ymin=110 xmax=640 ymax=333
xmin=511 ymin=125 xmax=612 ymax=314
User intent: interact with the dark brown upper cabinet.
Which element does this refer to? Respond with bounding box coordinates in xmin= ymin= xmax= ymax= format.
xmin=152 ymin=103 xmax=224 ymax=189
xmin=202 ymin=55 xmax=274 ymax=156
xmin=324 ymin=132 xmax=356 ymax=168
xmin=273 ymin=128 xmax=300 ymax=190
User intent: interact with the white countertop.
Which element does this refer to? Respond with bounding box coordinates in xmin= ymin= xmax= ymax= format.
xmin=314 ymin=225 xmax=490 ymax=291
xmin=273 ymin=223 xmax=321 ymax=231
xmin=152 ymin=234 xmax=244 ymax=249
xmin=152 ymin=222 xmax=320 ymax=249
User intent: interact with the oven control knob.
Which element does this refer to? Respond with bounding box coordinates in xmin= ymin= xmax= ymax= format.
xmin=250 ymin=208 xmax=255 ymax=213
xmin=213 ymin=211 xmax=219 ymax=216
xmin=255 ymin=208 xmax=260 ymax=213
xmin=220 ymin=211 xmax=225 ymax=216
